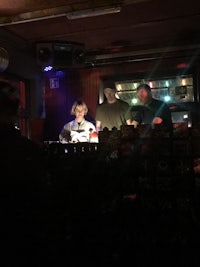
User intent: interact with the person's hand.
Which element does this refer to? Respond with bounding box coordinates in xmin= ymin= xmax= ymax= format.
xmin=131 ymin=120 xmax=139 ymax=128
xmin=151 ymin=117 xmax=163 ymax=129
xmin=152 ymin=117 xmax=163 ymax=124
xmin=60 ymin=130 xmax=71 ymax=142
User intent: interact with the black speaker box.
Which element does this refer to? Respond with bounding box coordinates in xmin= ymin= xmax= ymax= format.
xmin=36 ymin=42 xmax=85 ymax=69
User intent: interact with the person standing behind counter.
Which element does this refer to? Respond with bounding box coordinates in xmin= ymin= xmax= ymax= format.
xmin=131 ymin=83 xmax=173 ymax=129
xmin=95 ymin=80 xmax=132 ymax=132
xmin=59 ymin=100 xmax=96 ymax=143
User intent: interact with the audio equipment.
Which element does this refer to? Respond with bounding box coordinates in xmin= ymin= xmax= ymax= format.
xmin=36 ymin=41 xmax=85 ymax=69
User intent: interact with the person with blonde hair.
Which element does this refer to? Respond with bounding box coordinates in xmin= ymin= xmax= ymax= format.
xmin=59 ymin=100 xmax=96 ymax=143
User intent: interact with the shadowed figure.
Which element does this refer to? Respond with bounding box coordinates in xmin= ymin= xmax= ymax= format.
xmin=0 ymin=80 xmax=52 ymax=265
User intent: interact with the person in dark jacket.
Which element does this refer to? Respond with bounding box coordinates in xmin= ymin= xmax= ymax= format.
xmin=0 ymin=79 xmax=51 ymax=265
xmin=131 ymin=83 xmax=172 ymax=129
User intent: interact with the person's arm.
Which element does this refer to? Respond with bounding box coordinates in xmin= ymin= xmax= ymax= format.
xmin=155 ymin=103 xmax=172 ymax=126
xmin=59 ymin=123 xmax=71 ymax=142
xmin=124 ymin=104 xmax=133 ymax=126
xmin=131 ymin=107 xmax=142 ymax=127
xmin=59 ymin=129 xmax=71 ymax=142
xmin=96 ymin=120 xmax=101 ymax=132
xmin=125 ymin=105 xmax=139 ymax=128
xmin=89 ymin=123 xmax=96 ymax=132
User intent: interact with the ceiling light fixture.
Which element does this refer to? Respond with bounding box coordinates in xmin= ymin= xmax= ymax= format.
xmin=66 ymin=6 xmax=121 ymax=20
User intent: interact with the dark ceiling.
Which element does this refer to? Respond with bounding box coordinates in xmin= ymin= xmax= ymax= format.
xmin=1 ymin=0 xmax=200 ymax=66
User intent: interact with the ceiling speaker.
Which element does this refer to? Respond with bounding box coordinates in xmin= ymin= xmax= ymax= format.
xmin=36 ymin=42 xmax=53 ymax=67
xmin=36 ymin=42 xmax=85 ymax=69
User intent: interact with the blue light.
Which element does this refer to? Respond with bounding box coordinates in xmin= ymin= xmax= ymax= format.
xmin=56 ymin=70 xmax=64 ymax=76
xmin=43 ymin=65 xmax=53 ymax=72
xmin=164 ymin=95 xmax=171 ymax=102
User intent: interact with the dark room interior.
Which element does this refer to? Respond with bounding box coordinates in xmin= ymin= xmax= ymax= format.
xmin=1 ymin=0 xmax=200 ymax=265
